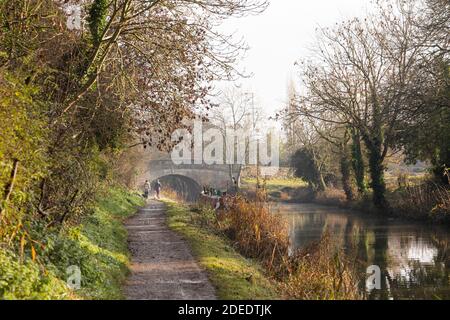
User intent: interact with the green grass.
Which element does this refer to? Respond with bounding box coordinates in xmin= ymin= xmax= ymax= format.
xmin=68 ymin=187 xmax=144 ymax=299
xmin=0 ymin=186 xmax=144 ymax=300
xmin=165 ymin=200 xmax=280 ymax=300
xmin=242 ymin=177 xmax=306 ymax=191
xmin=241 ymin=177 xmax=309 ymax=202
xmin=0 ymin=249 xmax=71 ymax=299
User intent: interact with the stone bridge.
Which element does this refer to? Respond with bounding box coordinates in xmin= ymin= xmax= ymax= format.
xmin=140 ymin=159 xmax=241 ymax=200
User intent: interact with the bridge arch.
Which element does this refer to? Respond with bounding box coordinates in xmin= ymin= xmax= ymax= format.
xmin=151 ymin=174 xmax=202 ymax=202
xmin=144 ymin=160 xmax=240 ymax=191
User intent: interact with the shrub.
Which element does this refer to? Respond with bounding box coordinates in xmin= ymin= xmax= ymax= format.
xmin=282 ymin=234 xmax=361 ymax=300
xmin=0 ymin=248 xmax=70 ymax=300
xmin=430 ymin=204 xmax=450 ymax=223
xmin=391 ymin=181 xmax=450 ymax=222
xmin=221 ymin=196 xmax=290 ymax=275
xmin=0 ymin=186 xmax=143 ymax=300
xmin=211 ymin=194 xmax=361 ymax=299
xmin=315 ymin=188 xmax=348 ymax=206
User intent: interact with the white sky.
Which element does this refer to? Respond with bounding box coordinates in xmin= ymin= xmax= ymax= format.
xmin=217 ymin=0 xmax=374 ymax=118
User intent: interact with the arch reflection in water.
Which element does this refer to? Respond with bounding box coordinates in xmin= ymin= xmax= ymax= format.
xmin=273 ymin=203 xmax=450 ymax=300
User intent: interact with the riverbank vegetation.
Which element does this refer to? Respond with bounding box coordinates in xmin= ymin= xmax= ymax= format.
xmin=243 ymin=174 xmax=450 ymax=223
xmin=0 ymin=186 xmax=143 ymax=299
xmin=280 ymin=0 xmax=449 ymax=222
xmin=165 ymin=200 xmax=280 ymax=300
xmin=166 ymin=192 xmax=361 ymax=300
xmin=0 ymin=0 xmax=267 ymax=299
xmin=241 ymin=177 xmax=310 ymax=202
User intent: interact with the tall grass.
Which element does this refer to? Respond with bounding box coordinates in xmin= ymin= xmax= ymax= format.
xmin=315 ymin=188 xmax=348 ymax=207
xmin=165 ymin=200 xmax=280 ymax=300
xmin=391 ymin=182 xmax=450 ymax=223
xmin=213 ymin=191 xmax=361 ymax=300
xmin=165 ymin=185 xmax=361 ymax=299
xmin=281 ymin=233 xmax=361 ymax=300
xmin=161 ymin=188 xmax=184 ymax=203
xmin=222 ymin=196 xmax=291 ymax=276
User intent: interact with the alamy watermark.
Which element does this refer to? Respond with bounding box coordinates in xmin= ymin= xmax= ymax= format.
xmin=171 ymin=120 xmax=280 ymax=176
xmin=366 ymin=265 xmax=381 ymax=291
xmin=66 ymin=265 xmax=81 ymax=290
xmin=54 ymin=1 xmax=82 ymax=31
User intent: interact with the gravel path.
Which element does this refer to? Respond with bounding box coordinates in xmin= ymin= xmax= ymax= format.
xmin=123 ymin=200 xmax=216 ymax=300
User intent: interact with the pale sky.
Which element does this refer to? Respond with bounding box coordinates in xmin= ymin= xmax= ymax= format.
xmin=218 ymin=0 xmax=374 ymax=117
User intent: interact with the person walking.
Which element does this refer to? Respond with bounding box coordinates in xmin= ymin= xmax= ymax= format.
xmin=155 ymin=179 xmax=162 ymax=199
xmin=143 ymin=180 xmax=151 ymax=199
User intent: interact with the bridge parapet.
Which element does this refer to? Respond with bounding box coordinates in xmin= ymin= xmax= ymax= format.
xmin=143 ymin=159 xmax=241 ymax=191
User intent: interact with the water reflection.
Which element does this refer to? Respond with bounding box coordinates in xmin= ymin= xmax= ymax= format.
xmin=273 ymin=203 xmax=450 ymax=300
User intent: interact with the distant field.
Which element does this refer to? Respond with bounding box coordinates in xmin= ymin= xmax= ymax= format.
xmin=241 ymin=177 xmax=309 ymax=202
xmin=242 ymin=177 xmax=307 ymax=190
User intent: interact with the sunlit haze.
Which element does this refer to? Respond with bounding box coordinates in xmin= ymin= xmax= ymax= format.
xmin=218 ymin=0 xmax=374 ymax=117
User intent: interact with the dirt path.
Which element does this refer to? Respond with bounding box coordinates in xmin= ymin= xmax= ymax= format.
xmin=123 ymin=200 xmax=216 ymax=300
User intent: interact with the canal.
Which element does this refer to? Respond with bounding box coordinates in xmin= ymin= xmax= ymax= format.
xmin=272 ymin=202 xmax=450 ymax=300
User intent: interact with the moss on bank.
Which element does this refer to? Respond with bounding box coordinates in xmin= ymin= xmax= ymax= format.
xmin=0 ymin=186 xmax=144 ymax=300
xmin=165 ymin=200 xmax=280 ymax=300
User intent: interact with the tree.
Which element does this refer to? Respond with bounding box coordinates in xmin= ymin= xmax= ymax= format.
xmin=290 ymin=1 xmax=428 ymax=211
xmin=289 ymin=120 xmax=336 ymax=193
xmin=0 ymin=0 xmax=268 ymax=235
xmin=285 ymin=112 xmax=355 ymax=200
xmin=396 ymin=0 xmax=450 ymax=184
xmin=399 ymin=60 xmax=449 ymax=184
xmin=350 ymin=128 xmax=367 ymax=194
xmin=211 ymin=87 xmax=250 ymax=186
xmin=283 ymin=80 xmax=302 ymax=157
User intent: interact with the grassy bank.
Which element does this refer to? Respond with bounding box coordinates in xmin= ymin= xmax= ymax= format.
xmin=0 ymin=186 xmax=144 ymax=300
xmin=302 ymin=185 xmax=450 ymax=223
xmin=241 ymin=178 xmax=310 ymax=202
xmin=242 ymin=177 xmax=450 ymax=223
xmin=165 ymin=198 xmax=360 ymax=300
xmin=164 ymin=200 xmax=280 ymax=300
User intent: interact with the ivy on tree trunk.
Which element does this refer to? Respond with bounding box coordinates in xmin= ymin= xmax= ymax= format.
xmin=351 ymin=129 xmax=366 ymax=195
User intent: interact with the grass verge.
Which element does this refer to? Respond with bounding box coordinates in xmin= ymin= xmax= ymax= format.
xmin=164 ymin=200 xmax=280 ymax=300
xmin=0 ymin=186 xmax=144 ymax=300
xmin=67 ymin=186 xmax=144 ymax=299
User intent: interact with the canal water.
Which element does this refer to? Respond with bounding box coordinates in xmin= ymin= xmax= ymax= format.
xmin=272 ymin=202 xmax=450 ymax=300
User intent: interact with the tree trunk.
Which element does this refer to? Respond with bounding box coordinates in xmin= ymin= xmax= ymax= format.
xmin=364 ymin=97 xmax=389 ymax=211
xmin=340 ymin=145 xmax=354 ymax=201
xmin=318 ymin=170 xmax=327 ymax=192
xmin=235 ymin=165 xmax=242 ymax=189
xmin=367 ymin=143 xmax=389 ymax=211
xmin=351 ymin=130 xmax=367 ymax=194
